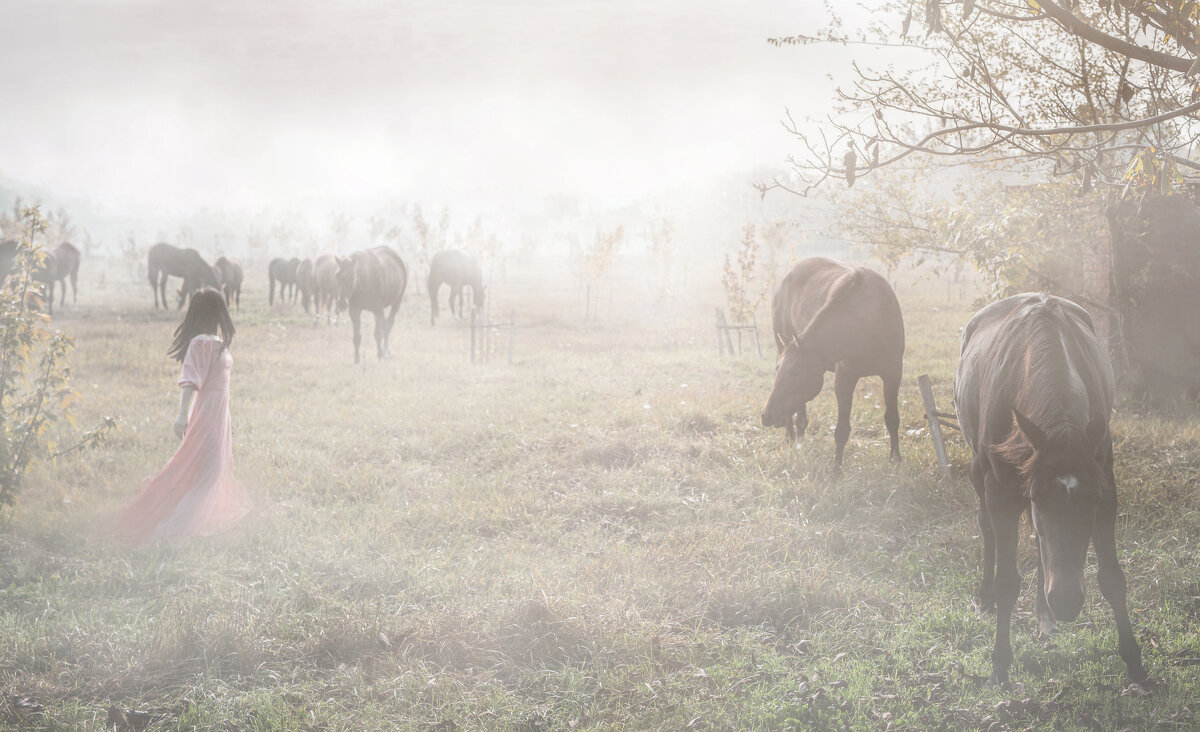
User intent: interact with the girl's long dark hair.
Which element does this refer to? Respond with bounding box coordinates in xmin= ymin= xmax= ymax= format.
xmin=168 ymin=288 xmax=236 ymax=362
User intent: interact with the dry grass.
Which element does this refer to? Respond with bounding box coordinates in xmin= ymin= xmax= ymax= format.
xmin=0 ymin=260 xmax=1197 ymax=730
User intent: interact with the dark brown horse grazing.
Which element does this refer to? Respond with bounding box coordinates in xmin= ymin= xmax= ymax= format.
xmin=31 ymin=241 xmax=81 ymax=315
xmin=312 ymin=254 xmax=339 ymax=324
xmin=760 ymin=258 xmax=905 ymax=466
xmin=268 ymin=257 xmax=301 ymax=305
xmin=296 ymin=258 xmax=315 ymax=314
xmin=428 ymin=249 xmax=484 ymax=325
xmin=148 ymin=243 xmax=219 ymax=310
xmin=335 ymin=246 xmax=407 ymax=364
xmin=955 ymin=293 xmax=1147 ymax=686
xmin=214 ymin=257 xmax=243 ymax=311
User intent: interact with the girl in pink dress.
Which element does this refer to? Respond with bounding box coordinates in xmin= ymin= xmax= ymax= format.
xmin=121 ymin=288 xmax=249 ymax=545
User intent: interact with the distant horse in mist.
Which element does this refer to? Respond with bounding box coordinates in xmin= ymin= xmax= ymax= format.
xmin=214 ymin=257 xmax=243 ymax=311
xmin=312 ymin=254 xmax=339 ymax=324
xmin=268 ymin=257 xmax=301 ymax=305
xmin=0 ymin=239 xmax=17 ymax=281
xmin=335 ymin=246 xmax=407 ymax=364
xmin=296 ymin=258 xmax=315 ymax=314
xmin=32 ymin=241 xmax=81 ymax=315
xmin=148 ymin=243 xmax=219 ymax=311
xmin=760 ymin=257 xmax=905 ymax=466
xmin=955 ymin=293 xmax=1147 ymax=686
xmin=428 ymin=249 xmax=484 ymax=325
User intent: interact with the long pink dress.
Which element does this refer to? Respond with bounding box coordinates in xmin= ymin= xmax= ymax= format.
xmin=120 ymin=334 xmax=249 ymax=545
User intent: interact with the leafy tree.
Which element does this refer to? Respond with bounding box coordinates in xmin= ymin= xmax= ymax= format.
xmin=570 ymin=225 xmax=625 ymax=288
xmin=833 ymin=157 xmax=1108 ymax=300
xmin=0 ymin=207 xmax=114 ymax=510
xmin=645 ymin=216 xmax=676 ymax=301
xmin=763 ymin=1 xmax=1200 ymax=196
xmin=722 ymin=224 xmax=769 ymax=324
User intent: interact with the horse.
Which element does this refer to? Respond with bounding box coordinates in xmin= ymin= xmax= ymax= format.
xmin=148 ymin=243 xmax=219 ymax=310
xmin=760 ymin=258 xmax=905 ymax=466
xmin=30 ymin=242 xmax=81 ymax=315
xmin=0 ymin=239 xmax=17 ymax=281
xmin=427 ymin=249 xmax=484 ymax=325
xmin=296 ymin=258 xmax=315 ymax=314
xmin=312 ymin=254 xmax=339 ymax=324
xmin=214 ymin=257 xmax=243 ymax=311
xmin=268 ymin=257 xmax=301 ymax=305
xmin=955 ymin=293 xmax=1147 ymax=686
xmin=335 ymin=246 xmax=407 ymax=364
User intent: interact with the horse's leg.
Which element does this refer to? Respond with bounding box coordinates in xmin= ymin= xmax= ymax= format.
xmin=985 ymin=477 xmax=1022 ymax=686
xmin=386 ymin=302 xmax=400 ymax=354
xmin=794 ymin=402 xmax=808 ymax=440
xmin=882 ymin=365 xmax=901 ymax=461
xmin=350 ymin=308 xmax=362 ymax=365
xmin=374 ymin=309 xmax=386 ymax=360
xmin=269 ymin=276 xmax=275 ymax=306
xmin=150 ymin=267 xmax=160 ymax=310
xmin=46 ymin=280 xmax=54 ymax=315
xmin=156 ymin=272 xmax=167 ymax=311
xmin=452 ymin=285 xmax=461 ymax=319
xmin=60 ymin=277 xmax=67 ymax=307
xmin=832 ymin=369 xmax=858 ymax=467
xmin=972 ymin=458 xmax=995 ymax=612
xmin=1094 ymin=441 xmax=1149 ymax=682
xmin=70 ymin=270 xmax=77 ymax=305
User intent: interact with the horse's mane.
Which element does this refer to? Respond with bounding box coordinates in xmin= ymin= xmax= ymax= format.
xmin=990 ymin=296 xmax=1096 ymax=479
xmin=797 ymin=267 xmax=864 ymax=343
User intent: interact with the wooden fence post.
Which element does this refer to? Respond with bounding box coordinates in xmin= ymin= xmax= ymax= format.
xmin=918 ymin=374 xmax=953 ymax=476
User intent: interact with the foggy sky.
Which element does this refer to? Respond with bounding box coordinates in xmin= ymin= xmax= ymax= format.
xmin=0 ymin=1 xmax=852 ymax=216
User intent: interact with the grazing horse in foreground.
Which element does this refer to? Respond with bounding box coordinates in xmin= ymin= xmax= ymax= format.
xmin=214 ymin=257 xmax=243 ymax=311
xmin=148 ymin=243 xmax=219 ymax=310
xmin=296 ymin=258 xmax=315 ymax=314
xmin=955 ymin=293 xmax=1147 ymax=686
xmin=760 ymin=258 xmax=904 ymax=466
xmin=335 ymin=246 xmax=407 ymax=364
xmin=32 ymin=241 xmax=81 ymax=315
xmin=312 ymin=254 xmax=339 ymax=324
xmin=427 ymin=249 xmax=484 ymax=325
xmin=268 ymin=257 xmax=301 ymax=305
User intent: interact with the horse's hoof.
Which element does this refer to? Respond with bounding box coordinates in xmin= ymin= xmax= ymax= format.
xmin=1037 ymin=615 xmax=1058 ymax=637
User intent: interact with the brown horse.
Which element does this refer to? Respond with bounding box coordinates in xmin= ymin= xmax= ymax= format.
xmin=428 ymin=249 xmax=484 ymax=324
xmin=32 ymin=242 xmax=81 ymax=315
xmin=955 ymin=293 xmax=1147 ymax=686
xmin=760 ymin=258 xmax=904 ymax=466
xmin=0 ymin=239 xmax=17 ymax=281
xmin=312 ymin=254 xmax=339 ymax=324
xmin=148 ymin=243 xmax=219 ymax=310
xmin=335 ymin=246 xmax=407 ymax=364
xmin=214 ymin=257 xmax=243 ymax=311
xmin=296 ymin=258 xmax=315 ymax=314
xmin=268 ymin=257 xmax=301 ymax=305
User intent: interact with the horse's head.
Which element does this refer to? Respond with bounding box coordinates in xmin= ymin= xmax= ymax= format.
xmin=1013 ymin=407 xmax=1108 ymax=622
xmin=760 ymin=335 xmax=825 ymax=428
xmin=334 ymin=256 xmax=356 ymax=310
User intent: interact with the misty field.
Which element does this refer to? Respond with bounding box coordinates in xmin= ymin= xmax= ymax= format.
xmin=2 ymin=265 xmax=1199 ymax=731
